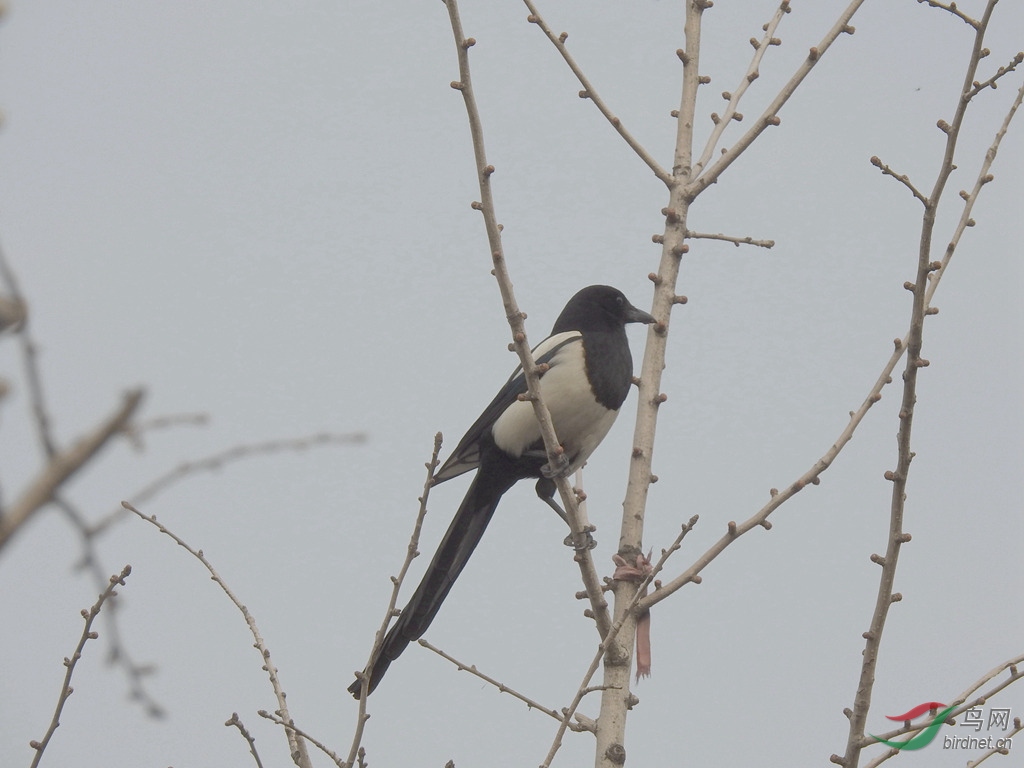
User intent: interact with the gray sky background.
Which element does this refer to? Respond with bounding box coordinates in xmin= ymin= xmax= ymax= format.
xmin=1 ymin=2 xmax=1022 ymax=766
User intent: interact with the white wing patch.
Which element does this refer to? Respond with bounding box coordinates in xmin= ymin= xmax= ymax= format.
xmin=491 ymin=333 xmax=618 ymax=474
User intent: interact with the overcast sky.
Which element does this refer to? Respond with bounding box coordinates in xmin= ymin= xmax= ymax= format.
xmin=1 ymin=1 xmax=1022 ymax=767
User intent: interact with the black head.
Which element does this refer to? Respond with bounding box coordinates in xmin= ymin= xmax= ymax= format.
xmin=551 ymin=285 xmax=655 ymax=335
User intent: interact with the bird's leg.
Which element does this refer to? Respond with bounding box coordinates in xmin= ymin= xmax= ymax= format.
xmin=534 ymin=477 xmax=597 ymax=550
xmin=539 ymin=451 xmax=572 ymax=479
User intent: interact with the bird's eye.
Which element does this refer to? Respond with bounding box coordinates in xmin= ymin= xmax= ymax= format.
xmin=616 ymin=296 xmax=624 ymax=305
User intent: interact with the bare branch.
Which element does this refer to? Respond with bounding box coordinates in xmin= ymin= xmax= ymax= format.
xmin=869 ymin=155 xmax=929 ymax=206
xmin=925 ymin=78 xmax=1024 ymax=309
xmin=967 ymin=51 xmax=1024 ymax=100
xmin=89 ymin=431 xmax=367 ymax=538
xmin=442 ymin=0 xmax=611 ymax=636
xmin=55 ymin=496 xmax=165 ymax=718
xmin=685 ymin=229 xmax=775 ymax=248
xmin=346 ymin=433 xmax=442 ymax=764
xmin=0 ymin=245 xmax=57 ymax=458
xmin=520 ymin=0 xmax=671 ymax=184
xmin=691 ymin=0 xmax=791 ymax=178
xmin=916 ymin=0 xmax=980 ymax=28
xmin=418 ymin=639 xmax=576 ymax=728
xmin=841 ymin=4 xmax=1007 ymax=765
xmin=29 ymin=566 xmax=132 ymax=768
xmin=260 ymin=710 xmax=345 ymax=768
xmin=850 ymin=654 xmax=1024 ymax=766
xmin=688 ymin=0 xmax=866 ymax=197
xmin=0 ymin=389 xmax=144 ymax=553
xmin=122 ymin=502 xmax=313 ymax=768
xmin=225 ymin=712 xmax=266 ymax=768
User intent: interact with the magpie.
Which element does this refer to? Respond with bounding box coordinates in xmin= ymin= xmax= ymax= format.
xmin=348 ymin=285 xmax=654 ymax=697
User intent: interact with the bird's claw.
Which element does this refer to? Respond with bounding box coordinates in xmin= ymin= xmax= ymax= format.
xmin=564 ymin=530 xmax=598 ymax=551
xmin=541 ymin=453 xmax=572 ymax=479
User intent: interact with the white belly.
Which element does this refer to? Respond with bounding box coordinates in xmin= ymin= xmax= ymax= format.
xmin=491 ymin=337 xmax=618 ymax=473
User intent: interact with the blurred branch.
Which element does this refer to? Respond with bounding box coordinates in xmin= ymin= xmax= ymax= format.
xmin=29 ymin=566 xmax=132 ymax=768
xmin=90 ymin=431 xmax=367 ymax=537
xmin=122 ymin=501 xmax=313 ymax=768
xmin=0 ymin=389 xmax=144 ymax=554
xmin=0 ymin=245 xmax=57 ymax=458
xmin=442 ymin=0 xmax=612 ymax=636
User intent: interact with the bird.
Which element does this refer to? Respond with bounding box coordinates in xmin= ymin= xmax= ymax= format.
xmin=348 ymin=285 xmax=654 ymax=697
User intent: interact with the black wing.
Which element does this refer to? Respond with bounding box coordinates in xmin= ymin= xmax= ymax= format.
xmin=432 ymin=331 xmax=582 ymax=484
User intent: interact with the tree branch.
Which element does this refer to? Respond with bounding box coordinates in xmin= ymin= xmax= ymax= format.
xmin=0 ymin=389 xmax=144 ymax=553
xmin=122 ymin=501 xmax=313 ymax=768
xmin=841 ymin=4 xmax=1004 ymax=765
xmin=29 ymin=566 xmax=132 ymax=768
xmin=442 ymin=0 xmax=612 ymax=637
xmin=520 ymin=0 xmax=672 ymax=185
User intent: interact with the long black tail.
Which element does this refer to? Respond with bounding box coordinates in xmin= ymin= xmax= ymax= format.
xmin=348 ymin=469 xmax=511 ymax=697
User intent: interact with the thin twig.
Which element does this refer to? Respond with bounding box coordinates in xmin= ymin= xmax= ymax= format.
xmin=418 ymin=639 xmax=577 ymax=728
xmin=869 ymin=155 xmax=929 ymax=206
xmin=520 ymin=0 xmax=671 ymax=184
xmin=925 ymin=78 xmax=1024 ymax=309
xmin=442 ymin=0 xmax=611 ymax=636
xmin=89 ymin=432 xmax=367 ymax=537
xmin=855 ymin=655 xmax=1024 ymax=767
xmin=346 ymin=433 xmax=443 ymax=765
xmin=55 ymin=496 xmax=164 ymax=718
xmin=840 ymin=4 xmax=1005 ymax=766
xmin=639 ymin=30 xmax=1024 ymax=618
xmin=685 ymin=230 xmax=775 ymax=248
xmin=688 ymin=1 xmax=866 ymax=197
xmin=967 ymin=51 xmax=1024 ymax=100
xmin=541 ymin=515 xmax=699 ymax=767
xmin=966 ymin=719 xmax=1023 ymax=767
xmin=225 ymin=712 xmax=266 ymax=768
xmin=122 ymin=501 xmax=313 ymax=768
xmin=29 ymin=566 xmax=132 ymax=768
xmin=122 ymin=412 xmax=210 ymax=450
xmin=261 ymin=710 xmax=345 ymax=768
xmin=0 ymin=244 xmax=57 ymax=458
xmin=691 ymin=0 xmax=791 ymax=179
xmin=916 ymin=0 xmax=980 ymax=28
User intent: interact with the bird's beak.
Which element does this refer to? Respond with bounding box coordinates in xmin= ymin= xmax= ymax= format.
xmin=625 ymin=304 xmax=656 ymax=325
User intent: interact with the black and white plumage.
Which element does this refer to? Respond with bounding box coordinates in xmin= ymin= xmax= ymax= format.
xmin=348 ymin=285 xmax=654 ymax=697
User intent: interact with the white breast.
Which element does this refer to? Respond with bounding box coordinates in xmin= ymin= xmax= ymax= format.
xmin=491 ymin=334 xmax=618 ymax=473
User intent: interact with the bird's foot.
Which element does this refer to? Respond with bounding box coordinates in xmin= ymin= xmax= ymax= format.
xmin=564 ymin=526 xmax=598 ymax=551
xmin=540 ymin=452 xmax=571 ymax=479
